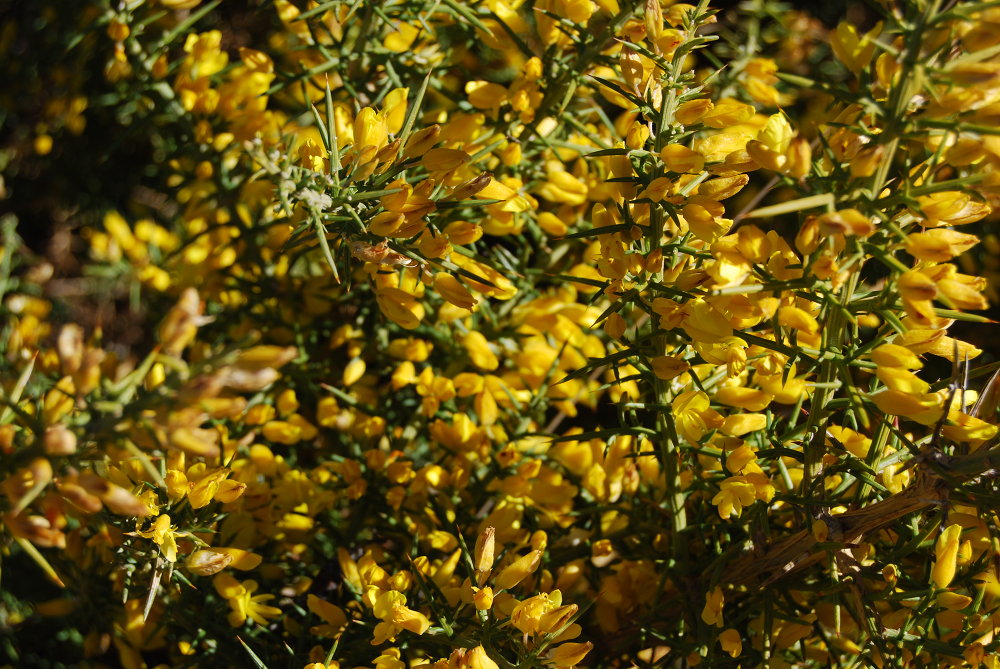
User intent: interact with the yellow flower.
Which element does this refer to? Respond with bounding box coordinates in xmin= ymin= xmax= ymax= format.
xmin=182 ymin=30 xmax=228 ymax=79
xmin=701 ymin=98 xmax=754 ymax=128
xmin=676 ymin=98 xmax=713 ymax=125
xmin=714 ymin=386 xmax=772 ymax=412
xmin=660 ymin=144 xmax=704 ymax=173
xmin=777 ymin=305 xmax=819 ymax=335
xmin=510 ymin=591 xmax=576 ymax=636
xmin=370 ymin=589 xmax=431 ymax=644
xmin=701 ymin=586 xmax=724 ymax=626
xmin=719 ymin=628 xmax=742 ymax=657
xmin=185 ymin=549 xmax=233 ymax=576
xmin=548 ymin=641 xmax=593 ymax=666
xmin=307 ymin=594 xmax=348 ymax=638
xmin=942 ymin=412 xmax=999 ymax=446
xmin=915 ymin=191 xmax=991 ymax=227
xmin=871 ymin=343 xmax=922 ymax=369
xmin=186 ymin=465 xmax=244 ymax=508
xmin=422 ymin=148 xmax=470 ymax=173
xmin=376 ymin=286 xmax=425 ymax=330
xmin=131 ymin=514 xmax=188 ymax=562
xmin=876 ymin=366 xmax=929 ymax=395
xmin=463 ymin=331 xmax=499 ymax=371
xmin=383 ymin=21 xmax=420 ymax=52
xmin=870 ymin=389 xmax=944 ymax=425
xmin=467 ymin=646 xmax=500 ymax=669
xmin=816 ymin=209 xmax=875 ymax=237
xmin=906 ymin=228 xmax=979 ymax=262
xmin=434 ymin=274 xmax=478 ymax=310
xmin=721 ymin=413 xmax=767 ymax=436
xmin=186 ymin=547 xmax=260 ymax=576
xmin=680 ymin=299 xmax=732 ymax=343
xmin=474 ymin=526 xmax=496 ymax=580
xmin=353 ymin=107 xmax=388 ymax=152
xmin=536 ymin=164 xmax=588 ymax=206
xmin=932 ymin=524 xmax=963 ymax=589
xmin=262 ymin=420 xmax=303 ymax=445
xmin=711 ymin=477 xmax=756 ymax=519
xmin=672 ymin=391 xmax=722 ymax=444
xmin=494 ymin=549 xmax=543 ymax=590
xmin=213 ymin=574 xmax=282 ymax=627
xmin=830 ymin=21 xmax=882 ymax=74
xmin=466 ymin=81 xmax=508 ymax=110
xmin=651 ymin=355 xmax=689 ymax=380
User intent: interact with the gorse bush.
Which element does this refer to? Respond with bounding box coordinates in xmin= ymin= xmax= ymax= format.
xmin=2 ymin=0 xmax=1000 ymax=666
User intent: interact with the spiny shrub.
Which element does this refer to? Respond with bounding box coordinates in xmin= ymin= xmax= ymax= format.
xmin=2 ymin=1 xmax=1000 ymax=667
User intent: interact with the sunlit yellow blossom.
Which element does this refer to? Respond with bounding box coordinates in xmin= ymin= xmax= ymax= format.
xmin=213 ymin=574 xmax=282 ymax=627
xmin=712 ymin=477 xmax=756 ymax=519
xmin=370 ymin=589 xmax=431 ymax=644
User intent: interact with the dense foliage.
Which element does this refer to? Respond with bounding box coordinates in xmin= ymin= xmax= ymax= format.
xmin=2 ymin=0 xmax=1000 ymax=667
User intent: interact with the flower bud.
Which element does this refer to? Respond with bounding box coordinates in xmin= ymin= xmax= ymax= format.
xmin=78 ymin=471 xmax=150 ymax=517
xmin=158 ymin=288 xmax=206 ymax=357
xmin=474 ymin=526 xmax=495 ymax=583
xmin=56 ymin=478 xmax=103 ymax=514
xmin=57 ymin=324 xmax=84 ymax=375
xmin=626 ymin=122 xmax=649 ymax=150
xmin=435 ymin=274 xmax=478 ymax=311
xmin=450 ymin=172 xmax=492 ymax=201
xmin=660 ymin=144 xmax=704 ymax=174
xmin=422 ymin=148 xmax=470 ymax=173
xmin=549 ymin=641 xmax=593 ymax=667
xmin=402 ymin=125 xmax=441 ymax=159
xmin=932 ymin=524 xmax=962 ymax=589
xmin=784 ymin=136 xmax=812 ymax=179
xmin=43 ymin=424 xmax=77 ymax=456
xmin=186 ymin=549 xmax=234 ymax=576
xmin=353 ymin=107 xmax=388 ymax=151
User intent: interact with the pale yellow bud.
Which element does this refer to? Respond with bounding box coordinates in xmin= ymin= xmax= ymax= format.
xmin=402 ymin=125 xmax=441 ymax=159
xmin=186 ymin=549 xmax=234 ymax=576
xmin=342 ymin=358 xmax=366 ymax=387
xmin=474 ymin=526 xmax=496 ymax=579
xmin=57 ymin=324 xmax=84 ymax=374
xmin=43 ymin=424 xmax=77 ymax=455
xmin=549 ymin=641 xmax=593 ymax=667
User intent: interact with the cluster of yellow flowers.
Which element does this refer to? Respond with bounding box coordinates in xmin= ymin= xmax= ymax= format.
xmin=3 ymin=0 xmax=1000 ymax=667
